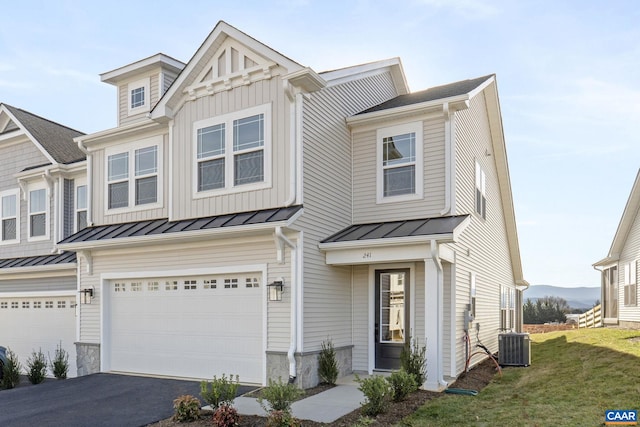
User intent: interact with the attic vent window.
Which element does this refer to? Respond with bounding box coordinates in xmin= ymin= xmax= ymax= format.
xmin=127 ymin=78 xmax=150 ymax=114
xmin=131 ymin=87 xmax=145 ymax=109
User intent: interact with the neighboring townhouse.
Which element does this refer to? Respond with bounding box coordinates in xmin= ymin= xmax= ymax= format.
xmin=0 ymin=104 xmax=86 ymax=376
xmin=58 ymin=21 xmax=527 ymax=390
xmin=594 ymin=170 xmax=640 ymax=328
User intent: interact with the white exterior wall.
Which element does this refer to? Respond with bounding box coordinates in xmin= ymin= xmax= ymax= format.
xmin=617 ymin=213 xmax=640 ymax=323
xmin=297 ymin=71 xmax=398 ymax=352
xmin=451 ymin=92 xmax=516 ymax=374
xmin=170 ymin=77 xmax=290 ymax=220
xmin=352 ymin=114 xmax=446 ymax=223
xmin=76 ymin=235 xmax=294 ymax=352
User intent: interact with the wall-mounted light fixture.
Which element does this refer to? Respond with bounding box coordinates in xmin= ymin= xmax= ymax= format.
xmin=267 ymin=280 xmax=284 ymax=301
xmin=80 ymin=287 xmax=94 ymax=305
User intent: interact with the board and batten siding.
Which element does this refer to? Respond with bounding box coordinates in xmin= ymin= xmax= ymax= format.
xmin=76 ymin=235 xmax=293 ymax=351
xmin=169 ymin=77 xmax=290 ymax=220
xmin=118 ymin=72 xmax=161 ymax=127
xmin=352 ymin=115 xmax=446 ymax=223
xmin=0 ymin=140 xmax=57 ymax=258
xmin=91 ymin=133 xmax=169 ymax=225
xmin=451 ymin=92 xmax=516 ymax=374
xmin=297 ymin=71 xmax=398 ymax=352
xmin=617 ymin=211 xmax=640 ymax=323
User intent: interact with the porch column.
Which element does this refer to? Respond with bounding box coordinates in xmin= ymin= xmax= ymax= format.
xmin=424 ymin=257 xmax=445 ymax=391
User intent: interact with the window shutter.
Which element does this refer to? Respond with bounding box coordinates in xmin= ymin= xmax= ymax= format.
xmin=631 ymin=260 xmax=637 ymax=285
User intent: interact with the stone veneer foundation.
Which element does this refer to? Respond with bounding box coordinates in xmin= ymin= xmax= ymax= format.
xmin=75 ymin=342 xmax=100 ymax=376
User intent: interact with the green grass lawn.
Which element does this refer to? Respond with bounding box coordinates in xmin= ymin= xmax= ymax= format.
xmin=401 ymin=328 xmax=640 ymax=427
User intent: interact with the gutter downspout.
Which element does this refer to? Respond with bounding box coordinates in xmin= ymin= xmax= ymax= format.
xmin=275 ymin=226 xmax=298 ymax=383
xmin=440 ymin=103 xmax=452 ymax=215
xmin=283 ymin=81 xmax=299 ymax=207
xmin=430 ymin=239 xmax=447 ymax=388
xmin=76 ymin=141 xmax=93 ymax=226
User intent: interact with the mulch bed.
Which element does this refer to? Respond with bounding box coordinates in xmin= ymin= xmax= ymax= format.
xmin=149 ymin=358 xmax=499 ymax=426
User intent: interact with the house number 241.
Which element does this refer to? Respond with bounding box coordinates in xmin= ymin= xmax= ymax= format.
xmin=362 ymin=252 xmax=372 ymax=259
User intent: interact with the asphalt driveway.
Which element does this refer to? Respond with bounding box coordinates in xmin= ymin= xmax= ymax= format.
xmin=0 ymin=373 xmax=256 ymax=426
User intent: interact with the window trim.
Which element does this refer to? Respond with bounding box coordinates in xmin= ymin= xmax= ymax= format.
xmin=74 ymin=179 xmax=87 ymax=233
xmin=127 ymin=77 xmax=150 ymax=115
xmin=104 ymin=137 xmax=163 ymax=214
xmin=0 ymin=188 xmax=20 ymax=245
xmin=192 ymin=103 xmax=272 ymax=198
xmin=27 ymin=184 xmax=49 ymax=242
xmin=624 ymin=260 xmax=637 ymax=307
xmin=376 ymin=121 xmax=424 ymax=204
xmin=475 ymin=160 xmax=487 ymax=219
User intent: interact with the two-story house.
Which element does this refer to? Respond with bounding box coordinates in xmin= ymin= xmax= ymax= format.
xmin=58 ymin=21 xmax=527 ymax=390
xmin=594 ymin=170 xmax=640 ymax=328
xmin=0 ymin=103 xmax=86 ymax=376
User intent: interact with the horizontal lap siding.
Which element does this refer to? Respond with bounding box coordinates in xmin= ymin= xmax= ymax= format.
xmin=91 ymin=134 xmax=169 ymax=225
xmin=451 ymin=93 xmax=515 ymax=374
xmin=298 ymin=72 xmax=397 ymax=352
xmin=353 ymin=116 xmax=446 ymax=223
xmin=352 ymin=265 xmax=368 ymax=370
xmin=170 ymin=77 xmax=289 ymax=220
xmin=0 ymin=275 xmax=76 ymax=292
xmin=77 ymin=236 xmax=292 ymax=351
xmin=618 ymin=214 xmax=640 ymax=322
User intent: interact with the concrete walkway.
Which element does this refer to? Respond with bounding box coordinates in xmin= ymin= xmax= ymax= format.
xmin=235 ymin=376 xmax=364 ymax=423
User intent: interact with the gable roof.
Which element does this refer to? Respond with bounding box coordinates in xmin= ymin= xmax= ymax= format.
xmin=594 ymin=170 xmax=640 ymax=267
xmin=357 ymin=74 xmax=493 ymax=115
xmin=0 ymin=104 xmax=85 ymax=165
xmin=152 ymin=20 xmax=304 ymax=120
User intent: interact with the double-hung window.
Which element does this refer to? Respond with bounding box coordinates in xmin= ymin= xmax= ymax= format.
xmin=76 ymin=184 xmax=87 ymax=231
xmin=0 ymin=190 xmax=19 ymax=243
xmin=624 ymin=260 xmax=637 ymax=306
xmin=107 ymin=141 xmax=160 ymax=211
xmin=475 ymin=160 xmax=487 ymax=219
xmin=29 ymin=187 xmax=47 ymax=239
xmin=194 ymin=104 xmax=270 ymax=195
xmin=376 ymin=121 xmax=423 ymax=203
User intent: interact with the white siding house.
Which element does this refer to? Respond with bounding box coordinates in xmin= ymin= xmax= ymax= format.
xmin=0 ymin=104 xmax=87 ymax=377
xmin=594 ymin=170 xmax=640 ymax=327
xmin=56 ymin=21 xmax=527 ymax=390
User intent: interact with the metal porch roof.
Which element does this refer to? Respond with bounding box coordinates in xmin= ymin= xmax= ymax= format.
xmin=0 ymin=251 xmax=76 ymax=269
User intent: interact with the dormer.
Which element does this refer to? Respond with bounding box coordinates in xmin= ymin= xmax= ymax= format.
xmin=100 ymin=53 xmax=185 ymax=127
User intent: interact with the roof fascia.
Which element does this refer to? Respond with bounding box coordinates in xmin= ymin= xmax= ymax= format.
xmin=346 ymin=94 xmax=470 ymax=128
xmin=152 ymin=21 xmax=303 ymax=120
xmin=0 ymin=105 xmax=58 ymax=166
xmin=101 ymin=53 xmax=186 ymax=85
xmin=319 ymin=233 xmax=456 ymax=251
xmin=14 ymin=160 xmax=87 ymax=180
xmin=74 ymin=119 xmax=166 ymax=149
xmin=482 ymin=79 xmax=526 ymax=284
xmin=322 ymin=57 xmax=409 ymax=95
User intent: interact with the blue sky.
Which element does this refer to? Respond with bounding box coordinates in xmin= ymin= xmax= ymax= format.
xmin=1 ymin=1 xmax=638 ymax=287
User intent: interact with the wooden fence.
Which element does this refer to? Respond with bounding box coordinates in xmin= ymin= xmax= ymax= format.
xmin=578 ymin=304 xmax=602 ymax=329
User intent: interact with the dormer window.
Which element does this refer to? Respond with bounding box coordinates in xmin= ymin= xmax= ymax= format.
xmin=127 ymin=78 xmax=150 ymax=114
xmin=376 ymin=121 xmax=423 ymax=204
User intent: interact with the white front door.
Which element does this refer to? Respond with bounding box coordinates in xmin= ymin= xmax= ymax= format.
xmin=108 ymin=274 xmax=264 ymax=383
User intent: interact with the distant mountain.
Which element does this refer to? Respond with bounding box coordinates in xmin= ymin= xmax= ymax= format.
xmin=524 ymin=285 xmax=600 ymax=310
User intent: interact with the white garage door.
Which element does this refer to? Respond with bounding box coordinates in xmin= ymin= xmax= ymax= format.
xmin=109 ymin=274 xmax=263 ymax=384
xmin=0 ymin=295 xmax=77 ymax=377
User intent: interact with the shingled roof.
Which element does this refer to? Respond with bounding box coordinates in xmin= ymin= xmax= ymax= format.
xmin=2 ymin=104 xmax=86 ymax=164
xmin=357 ymin=74 xmax=494 ymax=115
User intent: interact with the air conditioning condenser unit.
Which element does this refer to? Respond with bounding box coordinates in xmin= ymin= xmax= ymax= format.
xmin=498 ymin=333 xmax=531 ymax=367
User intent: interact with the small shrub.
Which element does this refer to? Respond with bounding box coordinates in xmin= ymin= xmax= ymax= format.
xmin=1 ymin=348 xmax=21 ymax=389
xmin=49 ymin=343 xmax=69 ymax=380
xmin=400 ymin=337 xmax=427 ymax=386
xmin=27 ymin=348 xmax=47 ymax=384
xmin=353 ymin=416 xmax=375 ymax=426
xmin=266 ymin=410 xmax=301 ymax=427
xmin=355 ymin=374 xmax=392 ymax=417
xmin=317 ymin=338 xmax=339 ymax=385
xmin=172 ymin=394 xmax=201 ymax=422
xmin=212 ymin=404 xmax=239 ymax=427
xmin=258 ymin=377 xmax=303 ymax=414
xmin=386 ymin=370 xmax=418 ymax=402
xmin=201 ymin=374 xmax=240 ymax=410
